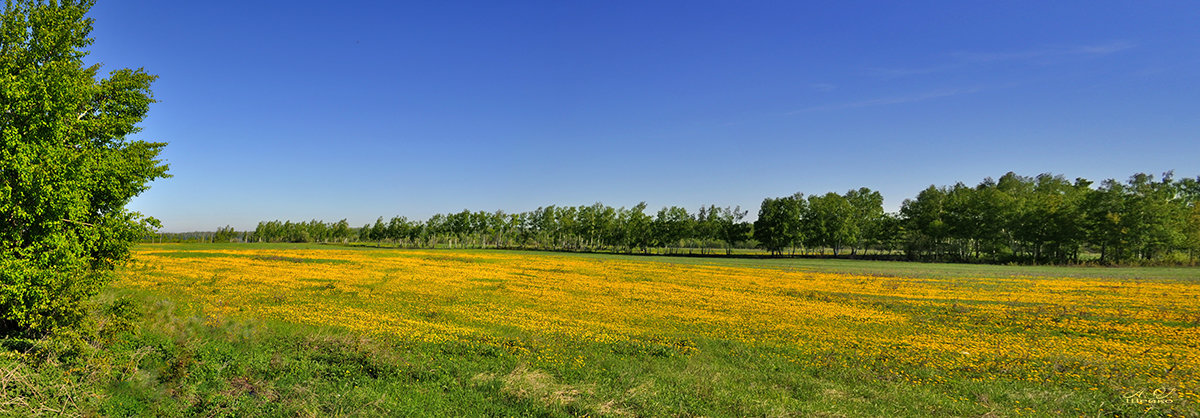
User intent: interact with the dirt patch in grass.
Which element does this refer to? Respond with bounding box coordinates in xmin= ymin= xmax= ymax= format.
xmin=222 ymin=376 xmax=278 ymax=401
xmin=475 ymin=365 xmax=587 ymax=407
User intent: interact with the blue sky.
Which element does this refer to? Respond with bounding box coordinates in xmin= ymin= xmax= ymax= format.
xmin=85 ymin=1 xmax=1199 ymax=231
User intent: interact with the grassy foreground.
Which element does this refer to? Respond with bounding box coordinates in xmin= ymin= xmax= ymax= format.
xmin=2 ymin=243 xmax=1198 ymax=416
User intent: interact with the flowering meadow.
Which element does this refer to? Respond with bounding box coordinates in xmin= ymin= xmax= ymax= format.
xmin=116 ymin=244 xmax=1199 ymax=416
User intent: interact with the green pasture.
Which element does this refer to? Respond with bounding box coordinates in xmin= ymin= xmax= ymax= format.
xmin=2 ymin=244 xmax=1196 ymax=417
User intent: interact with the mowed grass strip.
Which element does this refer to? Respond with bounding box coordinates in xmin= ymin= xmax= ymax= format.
xmin=113 ymin=243 xmax=1200 ymax=416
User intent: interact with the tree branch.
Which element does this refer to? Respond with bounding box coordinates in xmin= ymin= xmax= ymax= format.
xmin=61 ymin=218 xmax=94 ymax=227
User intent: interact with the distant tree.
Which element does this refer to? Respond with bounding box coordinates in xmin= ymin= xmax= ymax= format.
xmin=1125 ymin=172 xmax=1186 ymax=261
xmin=873 ymin=213 xmax=904 ymax=254
xmin=527 ymin=206 xmax=555 ymax=249
xmin=213 ymin=225 xmax=238 ymax=243
xmin=754 ymin=194 xmax=803 ymax=256
xmin=900 ymin=186 xmax=949 ymax=260
xmin=971 ymin=178 xmax=1018 ymax=261
xmin=1082 ymin=179 xmax=1127 ymax=263
xmin=843 ymin=188 xmax=884 ymax=256
xmin=806 ymin=193 xmax=855 ymax=256
xmin=717 ymin=206 xmax=751 ymax=255
xmin=332 ymin=219 xmax=352 ymax=242
xmin=652 ymin=206 xmax=693 ymax=251
xmin=577 ymin=203 xmax=610 ymax=250
xmin=1185 ymin=203 xmax=1200 ymax=263
xmin=1179 ymin=177 xmax=1200 ymax=263
xmin=501 ymin=212 xmax=523 ymax=248
xmin=605 ymin=207 xmax=629 ymax=251
xmin=390 ymin=221 xmax=409 ymax=244
xmin=589 ymin=205 xmax=616 ymax=251
xmin=1 ymin=0 xmax=170 ymax=334
xmin=941 ymin=183 xmax=979 ymax=259
xmin=369 ymin=217 xmax=387 ymax=243
xmin=625 ymin=203 xmax=653 ymax=253
xmin=306 ymin=219 xmax=329 ymax=242
xmin=555 ymin=206 xmax=579 ymax=250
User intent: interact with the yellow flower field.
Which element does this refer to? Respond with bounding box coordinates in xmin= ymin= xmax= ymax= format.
xmin=120 ymin=245 xmax=1200 ymax=409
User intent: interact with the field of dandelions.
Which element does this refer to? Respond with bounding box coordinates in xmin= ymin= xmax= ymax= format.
xmin=116 ymin=244 xmax=1198 ymax=416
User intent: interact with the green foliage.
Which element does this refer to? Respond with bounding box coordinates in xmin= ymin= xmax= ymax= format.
xmin=211 ymin=225 xmax=238 ymax=243
xmin=754 ymin=193 xmax=804 ymax=255
xmin=845 ymin=187 xmax=885 ymax=255
xmin=249 ymin=201 xmax=756 ymax=255
xmin=805 ymin=192 xmax=856 ymax=255
xmin=0 ymin=0 xmax=168 ymax=334
xmin=240 ymin=170 xmax=1198 ymax=265
xmin=899 ymin=172 xmax=1200 ymax=264
xmin=652 ymin=206 xmax=693 ymax=248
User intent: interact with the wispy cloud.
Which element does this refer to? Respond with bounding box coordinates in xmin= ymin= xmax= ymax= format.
xmin=867 ymin=41 xmax=1136 ymax=78
xmin=789 ymin=87 xmax=984 ymax=113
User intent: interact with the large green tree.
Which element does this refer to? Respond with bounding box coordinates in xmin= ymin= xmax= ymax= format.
xmin=1 ymin=0 xmax=168 ymax=334
xmin=754 ymin=194 xmax=803 ymax=256
xmin=805 ymin=192 xmax=855 ymax=256
xmin=843 ymin=187 xmax=883 ymax=256
xmin=900 ymin=186 xmax=948 ymax=259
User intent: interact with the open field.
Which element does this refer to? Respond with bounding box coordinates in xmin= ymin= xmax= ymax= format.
xmin=13 ymin=243 xmax=1193 ymax=416
xmin=500 ymin=249 xmax=1200 ymax=281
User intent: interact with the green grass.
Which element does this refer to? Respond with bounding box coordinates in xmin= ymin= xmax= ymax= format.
xmin=2 ymin=243 xmax=1196 ymax=416
xmin=0 ymin=294 xmax=552 ymax=416
xmin=1 ymin=293 xmax=947 ymax=416
xmin=0 ymin=295 xmax=1047 ymax=417
xmin=456 ymin=247 xmax=1200 ymax=281
xmin=157 ymin=241 xmax=1200 ymax=280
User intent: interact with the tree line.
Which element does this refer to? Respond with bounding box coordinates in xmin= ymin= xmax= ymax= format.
xmin=899 ymin=172 xmax=1199 ymax=264
xmin=239 ymin=203 xmax=753 ymax=255
xmin=754 ymin=172 xmax=1200 ymax=264
xmin=169 ymin=171 xmax=1200 ymax=265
